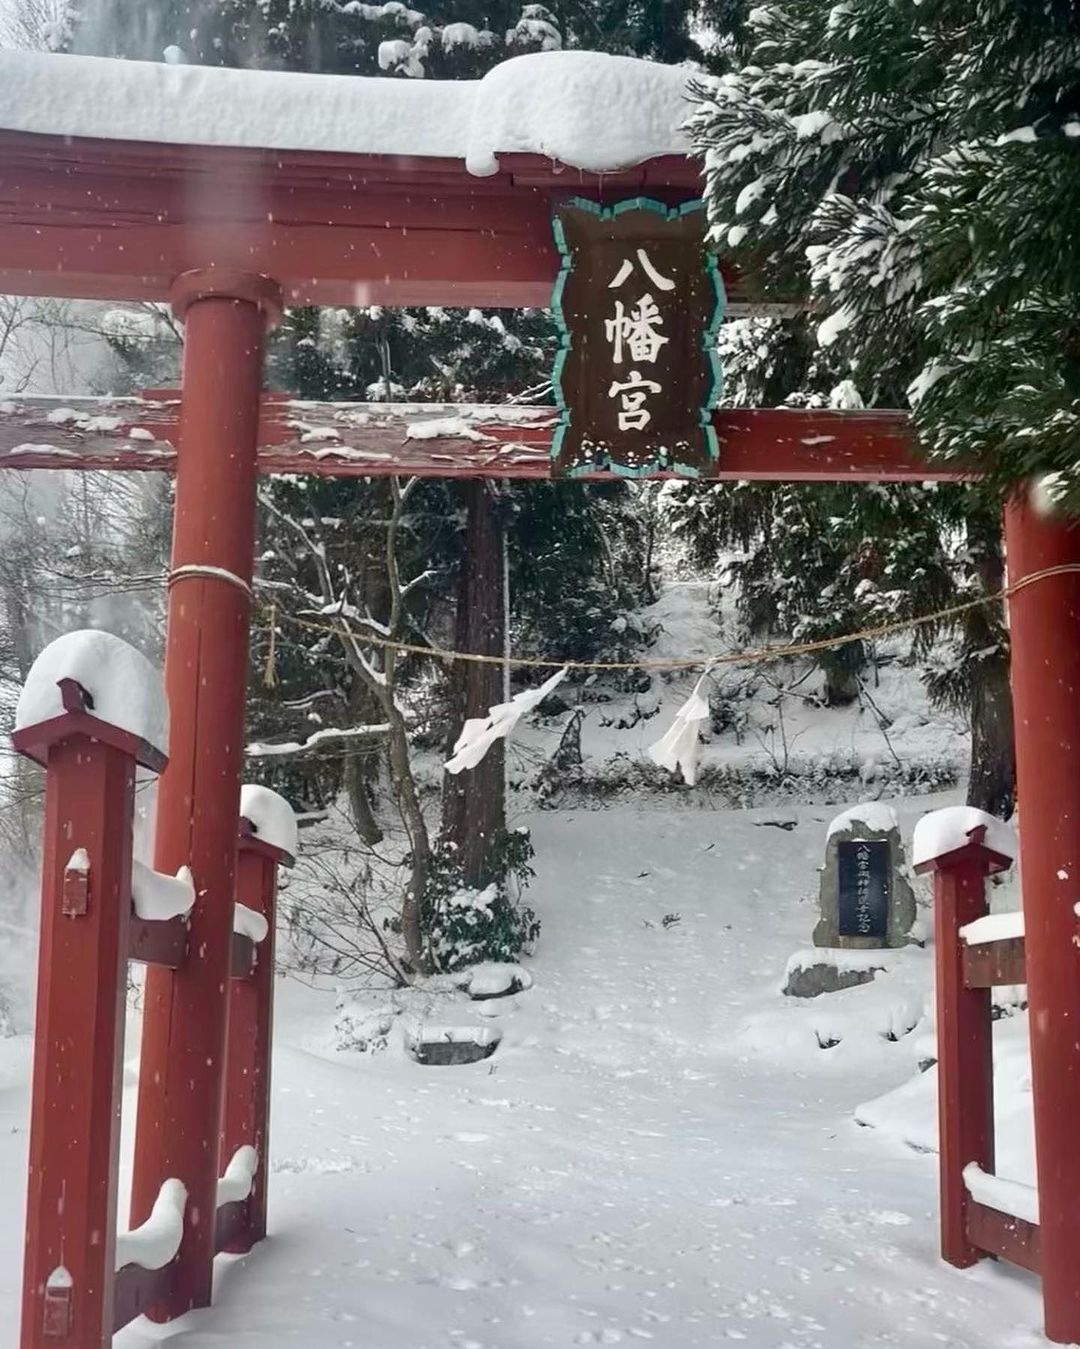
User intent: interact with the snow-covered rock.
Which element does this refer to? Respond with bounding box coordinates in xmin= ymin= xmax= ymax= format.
xmin=465 ymin=961 xmax=534 ymax=999
xmin=826 ymin=801 xmax=899 ymax=841
xmin=16 ymin=629 xmax=167 ymax=755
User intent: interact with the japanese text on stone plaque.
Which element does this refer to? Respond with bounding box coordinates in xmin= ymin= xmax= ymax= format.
xmin=854 ymin=843 xmax=874 ymax=935
xmin=836 ymin=839 xmax=889 ymax=940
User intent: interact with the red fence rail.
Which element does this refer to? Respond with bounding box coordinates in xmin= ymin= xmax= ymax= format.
xmin=14 ymin=664 xmax=290 ymax=1348
xmin=917 ymin=822 xmax=1037 ymax=1276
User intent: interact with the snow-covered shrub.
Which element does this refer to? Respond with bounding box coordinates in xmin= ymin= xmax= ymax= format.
xmin=423 ymin=828 xmax=540 ymax=972
xmin=333 ymin=1002 xmax=396 ymax=1055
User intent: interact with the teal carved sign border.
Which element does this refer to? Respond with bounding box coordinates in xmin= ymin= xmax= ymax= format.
xmin=550 ymin=196 xmax=725 ymax=478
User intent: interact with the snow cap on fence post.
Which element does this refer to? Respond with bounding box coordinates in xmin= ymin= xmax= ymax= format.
xmin=239 ymin=783 xmax=298 ymax=863
xmin=13 ymin=629 xmax=167 ymax=772
xmin=911 ymin=806 xmax=1015 ymax=876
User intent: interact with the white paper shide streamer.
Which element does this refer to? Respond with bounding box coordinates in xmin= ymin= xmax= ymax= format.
xmin=647 ymin=674 xmax=711 ymax=786
xmin=445 ymin=667 xmax=568 ymax=773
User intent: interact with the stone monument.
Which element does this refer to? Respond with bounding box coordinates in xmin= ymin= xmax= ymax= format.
xmin=784 ymin=801 xmax=917 ymax=998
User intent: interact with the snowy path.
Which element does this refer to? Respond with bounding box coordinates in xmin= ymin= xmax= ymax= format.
xmin=0 ymin=804 xmax=1044 ymax=1347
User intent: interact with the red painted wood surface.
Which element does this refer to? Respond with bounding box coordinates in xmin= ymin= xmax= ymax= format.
xmin=962 ymin=937 xmax=1026 ymax=990
xmin=966 ymin=1202 xmax=1042 ymax=1276
xmin=112 ymin=1265 xmax=174 ymax=1336
xmin=0 ymin=131 xmax=766 ymax=311
xmin=0 ymin=395 xmax=957 ymax=483
xmin=922 ymin=842 xmax=997 ymax=1269
xmin=230 ymin=931 xmax=256 ymax=979
xmin=220 ymin=832 xmax=284 ymax=1252
xmin=128 ymin=915 xmax=189 ymax=968
xmin=214 ymin=1202 xmax=251 ymax=1257
xmin=1004 ymin=498 xmax=1080 ymax=1344
xmin=129 ymin=280 xmax=270 ymax=1320
xmin=17 ymin=729 xmax=138 ymax=1349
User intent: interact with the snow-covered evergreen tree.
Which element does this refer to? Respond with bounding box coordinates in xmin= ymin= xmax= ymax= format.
xmin=673 ymin=1 xmax=1051 ymax=815
xmin=689 ymin=0 xmax=1080 ymax=502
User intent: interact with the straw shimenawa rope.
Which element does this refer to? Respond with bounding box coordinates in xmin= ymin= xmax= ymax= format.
xmin=257 ymin=562 xmax=1080 ymax=675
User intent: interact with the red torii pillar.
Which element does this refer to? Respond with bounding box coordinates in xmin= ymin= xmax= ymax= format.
xmin=130 ymin=269 xmax=281 ymax=1319
xmin=1004 ymin=496 xmax=1080 ymax=1344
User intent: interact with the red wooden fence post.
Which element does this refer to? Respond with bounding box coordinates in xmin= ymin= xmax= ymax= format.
xmin=15 ymin=681 xmax=165 ymax=1349
xmin=219 ymin=814 xmax=292 ymax=1253
xmin=1004 ymin=496 xmax=1080 ymax=1344
xmin=130 ymin=269 xmax=281 ymax=1320
xmin=917 ymin=828 xmax=1006 ymax=1269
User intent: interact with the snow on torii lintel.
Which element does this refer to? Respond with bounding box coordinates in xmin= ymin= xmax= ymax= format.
xmin=0 ymin=48 xmax=695 ymax=178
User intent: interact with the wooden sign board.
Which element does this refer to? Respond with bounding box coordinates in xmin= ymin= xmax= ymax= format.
xmin=550 ymin=197 xmax=724 ymax=478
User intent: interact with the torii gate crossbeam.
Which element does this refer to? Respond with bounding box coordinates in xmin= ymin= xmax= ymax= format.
xmin=2 ymin=48 xmax=1079 ymax=1349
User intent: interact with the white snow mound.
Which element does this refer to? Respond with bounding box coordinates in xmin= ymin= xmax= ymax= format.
xmin=0 ymin=49 xmax=692 ymax=177
xmin=240 ymin=784 xmax=298 ymax=859
xmin=464 ymin=51 xmax=694 ymax=176
xmin=234 ymin=902 xmax=270 ymax=945
xmin=131 ymin=861 xmax=195 ymax=922
xmin=218 ymin=1145 xmax=259 ymax=1207
xmin=911 ymin=806 xmax=1015 ymax=869
xmin=115 ymin=1179 xmax=186 ymax=1271
xmin=16 ymin=629 xmax=167 ymax=755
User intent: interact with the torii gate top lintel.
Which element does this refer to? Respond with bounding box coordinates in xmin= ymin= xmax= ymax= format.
xmin=0 ymin=47 xmax=738 ymax=312
xmin=0 ymin=48 xmax=942 ymax=483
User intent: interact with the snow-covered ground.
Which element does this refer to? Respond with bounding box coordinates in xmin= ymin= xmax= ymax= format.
xmin=511 ymin=580 xmax=966 ymax=807
xmin=0 ymin=796 xmax=1043 ymax=1347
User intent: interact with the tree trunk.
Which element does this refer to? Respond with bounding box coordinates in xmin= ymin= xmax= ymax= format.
xmin=442 ymin=481 xmax=506 ymax=888
xmin=966 ymin=515 xmax=1016 ymax=818
xmin=342 ymin=673 xmax=384 ymax=846
xmin=969 ymin=657 xmax=1015 ymax=819
xmin=822 ymin=645 xmax=863 ymax=707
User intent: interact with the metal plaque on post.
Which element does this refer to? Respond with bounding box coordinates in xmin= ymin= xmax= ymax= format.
xmin=550 ymin=197 xmax=724 ymax=478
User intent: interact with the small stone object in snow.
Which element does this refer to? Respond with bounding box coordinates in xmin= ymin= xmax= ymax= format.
xmin=407 ymin=1024 xmax=502 ymax=1066
xmin=646 ymin=674 xmax=711 ymax=786
xmin=16 ymin=628 xmax=167 ymax=756
xmin=240 ymin=783 xmax=298 ymax=860
xmin=813 ymin=802 xmax=916 ymax=951
xmin=783 ymin=947 xmax=888 ymax=999
xmin=465 ymin=961 xmax=533 ymax=1000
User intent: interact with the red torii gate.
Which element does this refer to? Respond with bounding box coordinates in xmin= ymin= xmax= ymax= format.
xmin=1 ymin=50 xmax=1079 ymax=1349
